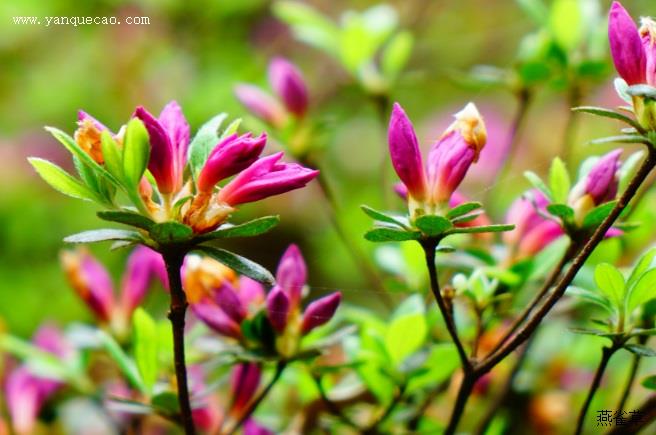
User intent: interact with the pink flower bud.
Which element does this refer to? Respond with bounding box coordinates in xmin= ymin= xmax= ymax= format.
xmin=244 ymin=419 xmax=274 ymax=435
xmin=516 ymin=220 xmax=564 ymax=259
xmin=119 ymin=246 xmax=167 ymax=319
xmin=230 ymin=363 xmax=261 ymax=415
xmin=238 ymin=276 xmax=265 ymax=308
xmin=584 ymin=149 xmax=622 ymax=205
xmin=134 ymin=101 xmax=189 ymax=194
xmin=192 ymin=300 xmax=242 ymax=339
xmin=426 ymin=103 xmax=486 ymax=204
xmin=268 ymin=57 xmax=309 ymax=118
xmin=388 ymin=103 xmax=427 ymax=201
xmin=609 ymin=2 xmax=647 ymax=85
xmin=276 ymin=244 xmax=306 ymax=309
xmin=216 ymin=152 xmax=319 ymax=206
xmin=213 ymin=283 xmax=247 ymax=324
xmin=61 ymin=249 xmax=115 ymax=323
xmin=640 ymin=17 xmax=656 ymax=86
xmin=197 ymin=133 xmax=267 ymax=192
xmin=266 ymin=286 xmax=290 ymax=332
xmin=235 ymin=84 xmax=287 ymax=127
xmin=301 ymin=292 xmax=341 ymax=335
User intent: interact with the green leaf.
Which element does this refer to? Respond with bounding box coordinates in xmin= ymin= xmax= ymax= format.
xmin=447 ymin=224 xmax=515 ymax=235
xmin=97 ymin=330 xmax=146 ymax=393
xmin=149 ymin=222 xmax=194 ymax=244
xmin=446 ymin=202 xmax=482 ymax=219
xmin=549 ymin=0 xmax=583 ymax=51
xmin=627 ymin=268 xmax=656 ymax=313
xmin=549 ymin=157 xmax=570 ymax=204
xmin=361 ymin=205 xmax=408 ymax=228
xmin=524 ymin=171 xmax=552 ymax=199
xmin=28 ymin=158 xmax=99 ymax=202
xmin=198 ymin=216 xmax=280 ymax=241
xmin=572 ymin=106 xmax=643 ymax=131
xmin=197 ymin=246 xmax=274 ymax=285
xmin=133 ymin=308 xmax=159 ymax=393
xmin=619 ymin=151 xmax=646 ymax=192
xmin=364 ymin=228 xmax=421 ymax=242
xmin=516 ymin=0 xmax=548 ymax=25
xmin=272 ymin=1 xmax=340 ymax=57
xmin=594 ymin=263 xmax=625 ymax=309
xmin=627 ymin=248 xmax=656 ymax=289
xmin=568 ymin=327 xmax=620 ymax=338
xmin=45 ymin=126 xmax=121 ymax=187
xmin=100 ymin=131 xmax=124 ymax=182
xmin=546 ymin=203 xmax=574 ymax=221
xmin=122 ymin=119 xmax=150 ymax=188
xmin=385 ymin=296 xmax=426 ymax=365
xmin=588 ymin=135 xmax=650 ymax=146
xmin=624 ymin=344 xmax=656 ymax=357
xmin=642 ymin=375 xmax=656 ymax=390
xmin=97 ymin=211 xmax=155 ymax=231
xmin=567 ymin=286 xmax=614 ymax=314
xmin=414 ymin=215 xmax=452 ymax=236
xmin=582 ymin=201 xmax=617 ymax=229
xmin=188 ymin=113 xmax=227 ymax=179
xmin=64 ymin=229 xmax=143 ymax=244
xmin=220 ymin=118 xmax=242 ymax=140
xmin=381 ymin=31 xmax=413 ymax=80
xmin=151 ymin=392 xmax=180 ymax=415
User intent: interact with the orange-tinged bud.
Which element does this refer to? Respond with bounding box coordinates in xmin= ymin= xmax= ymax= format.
xmin=74 ymin=119 xmax=105 ymax=164
xmin=183 ymin=255 xmax=237 ymax=304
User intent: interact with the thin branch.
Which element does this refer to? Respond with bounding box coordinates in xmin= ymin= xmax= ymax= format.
xmin=478 ymin=146 xmax=656 ymax=373
xmin=163 ymin=250 xmax=196 ymax=435
xmin=575 ymin=345 xmax=619 ymax=435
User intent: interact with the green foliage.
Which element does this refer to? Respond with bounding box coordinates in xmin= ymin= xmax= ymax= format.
xmin=197 ymin=245 xmax=275 ymax=285
xmin=198 ymin=216 xmax=280 ymax=241
xmin=133 ymin=308 xmax=159 ymax=393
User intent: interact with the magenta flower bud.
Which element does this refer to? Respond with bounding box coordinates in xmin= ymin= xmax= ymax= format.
xmin=230 ymin=363 xmax=261 ymax=415
xmin=235 ymin=84 xmax=287 ymax=127
xmin=301 ymin=292 xmax=341 ymax=335
xmin=134 ymin=101 xmax=189 ymax=194
xmin=119 ymin=246 xmax=168 ymax=319
xmin=238 ymin=276 xmax=265 ymax=308
xmin=216 ymin=152 xmax=319 ymax=206
xmin=213 ymin=283 xmax=247 ymax=323
xmin=61 ymin=250 xmax=115 ymax=323
xmin=192 ymin=301 xmax=242 ymax=339
xmin=244 ymin=419 xmax=274 ymax=435
xmin=609 ymin=2 xmax=647 ymax=85
xmin=268 ymin=57 xmax=309 ymax=118
xmin=641 ymin=18 xmax=656 ymax=86
xmin=426 ymin=103 xmax=486 ymax=204
xmin=503 ymin=189 xmax=551 ymax=247
xmin=276 ymin=244 xmax=307 ymax=308
xmin=388 ymin=103 xmax=427 ymax=201
xmin=517 ymin=220 xmax=564 ymax=259
xmin=196 ymin=133 xmax=267 ymax=192
xmin=584 ymin=149 xmax=622 ymax=205
xmin=266 ymin=286 xmax=290 ymax=332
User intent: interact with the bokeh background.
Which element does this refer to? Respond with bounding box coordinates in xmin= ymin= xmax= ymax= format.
xmin=0 ymin=0 xmax=653 ymax=344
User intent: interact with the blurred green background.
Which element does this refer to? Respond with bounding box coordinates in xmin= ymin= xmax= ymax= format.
xmin=0 ymin=0 xmax=653 ymax=337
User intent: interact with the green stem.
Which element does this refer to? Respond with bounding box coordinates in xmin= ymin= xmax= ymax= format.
xmin=162 ymin=250 xmax=196 ymax=435
xmin=575 ymin=346 xmax=618 ymax=435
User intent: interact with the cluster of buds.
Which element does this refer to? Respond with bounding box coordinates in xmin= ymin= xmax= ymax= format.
xmin=60 ymin=246 xmax=167 ymax=336
xmin=568 ymin=149 xmax=623 ymax=226
xmin=235 ymin=58 xmax=309 ymax=129
xmin=72 ymin=101 xmax=318 ymax=234
xmin=504 ymin=190 xmax=564 ymax=262
xmin=4 ymin=326 xmax=72 ymax=435
xmin=184 ymin=245 xmax=341 ymax=356
xmin=608 ymin=2 xmax=656 ymax=129
xmin=388 ymin=102 xmax=487 ymax=219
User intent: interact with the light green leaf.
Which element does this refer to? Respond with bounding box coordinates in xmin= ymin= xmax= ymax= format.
xmin=446 ymin=202 xmax=482 ymax=219
xmin=549 ymin=157 xmax=570 ymax=204
xmin=97 ymin=330 xmax=146 ymax=393
xmin=133 ymin=308 xmax=159 ymax=393
xmin=516 ymin=0 xmax=548 ymax=25
xmin=627 ymin=248 xmax=656 ymax=289
xmin=594 ymin=263 xmax=625 ymax=309
xmin=524 ymin=171 xmax=552 ymax=199
xmin=100 ymin=131 xmax=124 ymax=182
xmin=414 ymin=215 xmax=452 ymax=236
xmin=381 ymin=31 xmax=413 ymax=80
xmin=361 ymin=205 xmax=408 ymax=228
xmin=549 ymin=0 xmax=583 ymax=51
xmin=272 ymin=1 xmax=340 ymax=57
xmin=122 ymin=119 xmax=150 ymax=188
xmin=385 ymin=297 xmax=426 ymax=365
xmin=28 ymin=158 xmax=99 ymax=202
xmin=188 ymin=113 xmax=227 ymax=179
xmin=627 ymin=268 xmax=656 ymax=313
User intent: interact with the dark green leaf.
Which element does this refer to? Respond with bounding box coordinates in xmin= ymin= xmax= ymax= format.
xmin=446 ymin=224 xmax=514 ymax=235
xmin=97 ymin=211 xmax=155 ymax=231
xmin=64 ymin=229 xmax=142 ymax=244
xmin=546 ymin=203 xmax=574 ymax=220
xmin=241 ymin=311 xmax=276 ymax=353
xmin=568 ymin=327 xmax=620 ymax=338
xmin=446 ymin=202 xmax=482 ymax=219
xmin=414 ymin=215 xmax=452 ymax=236
xmin=572 ymin=106 xmax=643 ymax=131
xmin=361 ymin=205 xmax=408 ymax=228
xmin=364 ymin=228 xmax=421 ymax=242
xmin=197 ymin=246 xmax=274 ymax=285
xmin=641 ymin=375 xmax=656 ymax=390
xmin=582 ymin=201 xmax=617 ymax=229
xmin=150 ymin=222 xmax=194 ymax=244
xmin=450 ymin=212 xmax=483 ymax=225
xmin=151 ymin=392 xmax=179 ymax=415
xmin=28 ymin=158 xmax=99 ymax=202
xmin=198 ymin=216 xmax=280 ymax=241
xmin=624 ymin=344 xmax=656 ymax=357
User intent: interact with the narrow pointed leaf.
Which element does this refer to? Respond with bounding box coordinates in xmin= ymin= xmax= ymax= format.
xmin=364 ymin=228 xmax=421 ymax=242
xmin=97 ymin=211 xmax=155 ymax=231
xmin=197 ymin=246 xmax=274 ymax=285
xmin=572 ymin=106 xmax=643 ymax=131
xmin=549 ymin=157 xmax=570 ymax=204
xmin=582 ymin=201 xmax=617 ymax=229
xmin=28 ymin=158 xmax=99 ymax=202
xmin=100 ymin=131 xmax=124 ymax=181
xmin=624 ymin=344 xmax=656 ymax=357
xmin=198 ymin=216 xmax=280 ymax=241
xmin=188 ymin=113 xmax=227 ymax=179
xmin=361 ymin=205 xmax=408 ymax=228
xmin=524 ymin=171 xmax=552 ymax=199
xmin=446 ymin=202 xmax=482 ymax=219
xmin=123 ymin=119 xmax=151 ymax=188
xmin=64 ymin=229 xmax=143 ymax=244
xmin=446 ymin=224 xmax=514 ymax=235
xmin=588 ymin=135 xmax=650 ymax=146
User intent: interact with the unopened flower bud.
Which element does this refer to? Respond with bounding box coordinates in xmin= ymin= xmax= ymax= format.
xmin=268 ymin=57 xmax=309 ymax=118
xmin=266 ymin=286 xmax=290 ymax=332
xmin=301 ymin=292 xmax=341 ymax=335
